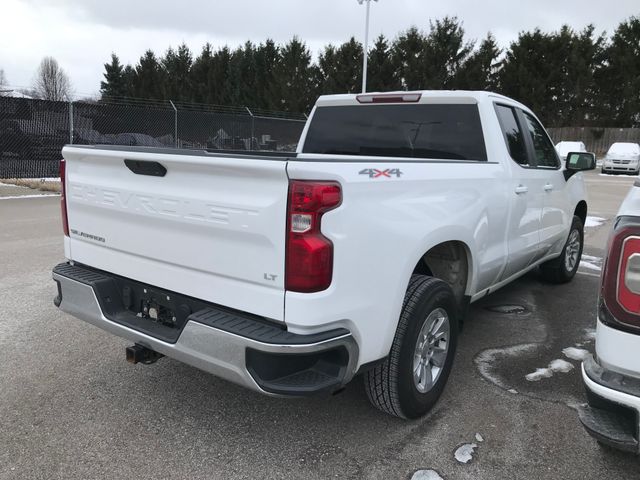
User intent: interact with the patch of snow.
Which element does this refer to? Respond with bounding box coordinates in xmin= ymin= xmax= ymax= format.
xmin=549 ymin=359 xmax=575 ymax=373
xmin=475 ymin=433 xmax=484 ymax=442
xmin=563 ymin=347 xmax=591 ymax=361
xmin=577 ymin=270 xmax=601 ymax=278
xmin=585 ymin=216 xmax=606 ymax=228
xmin=411 ymin=470 xmax=444 ymax=480
xmin=454 ymin=443 xmax=478 ymax=464
xmin=475 ymin=343 xmax=540 ymax=389
xmin=581 ymin=254 xmax=602 ymax=263
xmin=599 ymin=173 xmax=639 ymax=178
xmin=525 ymin=367 xmax=554 ymax=382
xmin=579 ymin=260 xmax=601 ymax=272
xmin=0 ymin=194 xmax=59 ymax=200
xmin=583 ymin=328 xmax=596 ymax=340
xmin=0 ymin=182 xmax=21 ymax=188
xmin=508 ymin=388 xmax=518 ymax=394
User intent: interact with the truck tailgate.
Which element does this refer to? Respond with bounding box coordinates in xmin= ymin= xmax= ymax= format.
xmin=62 ymin=146 xmax=289 ymax=321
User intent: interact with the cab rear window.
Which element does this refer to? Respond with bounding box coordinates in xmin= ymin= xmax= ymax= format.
xmin=302 ymin=104 xmax=487 ymax=161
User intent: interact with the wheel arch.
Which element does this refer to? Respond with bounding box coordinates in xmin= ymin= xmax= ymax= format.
xmin=574 ymin=200 xmax=587 ymax=226
xmin=411 ymin=239 xmax=474 ymax=306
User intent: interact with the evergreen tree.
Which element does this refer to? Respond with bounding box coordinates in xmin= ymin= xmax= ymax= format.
xmin=498 ymin=29 xmax=556 ymax=124
xmin=123 ymin=65 xmax=136 ymax=98
xmin=317 ymin=37 xmax=363 ymax=94
xmin=209 ymin=47 xmax=233 ymax=105
xmin=100 ymin=53 xmax=126 ymax=98
xmin=254 ymin=39 xmax=280 ymax=110
xmin=454 ymin=33 xmax=501 ymax=91
xmin=95 ymin=14 xmax=640 ymax=122
xmin=391 ymin=27 xmax=427 ymax=90
xmin=595 ymin=16 xmax=640 ymax=126
xmin=367 ymin=35 xmax=401 ymax=92
xmin=190 ymin=43 xmax=214 ymax=103
xmin=161 ymin=43 xmax=193 ymax=101
xmin=134 ymin=50 xmax=164 ymax=100
xmin=422 ymin=17 xmax=473 ymax=89
xmin=499 ymin=26 xmax=605 ymax=126
xmin=229 ymin=41 xmax=259 ymax=107
xmin=274 ymin=37 xmax=314 ymax=113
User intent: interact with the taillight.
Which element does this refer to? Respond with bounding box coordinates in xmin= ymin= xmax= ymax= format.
xmin=286 ymin=181 xmax=341 ymax=293
xmin=600 ymin=217 xmax=640 ymax=331
xmin=60 ymin=158 xmax=69 ymax=236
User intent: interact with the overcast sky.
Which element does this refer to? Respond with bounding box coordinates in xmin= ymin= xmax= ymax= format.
xmin=1 ymin=0 xmax=638 ymax=97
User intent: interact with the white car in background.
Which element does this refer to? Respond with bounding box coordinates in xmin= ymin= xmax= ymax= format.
xmin=580 ymin=180 xmax=640 ymax=452
xmin=556 ymin=141 xmax=587 ymax=161
xmin=601 ymin=142 xmax=640 ymax=175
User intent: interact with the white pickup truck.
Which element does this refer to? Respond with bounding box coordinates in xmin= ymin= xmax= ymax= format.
xmin=53 ymin=91 xmax=595 ymax=419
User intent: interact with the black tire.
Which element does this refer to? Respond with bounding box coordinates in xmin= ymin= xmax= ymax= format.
xmin=364 ymin=275 xmax=458 ymax=419
xmin=539 ymin=215 xmax=584 ymax=284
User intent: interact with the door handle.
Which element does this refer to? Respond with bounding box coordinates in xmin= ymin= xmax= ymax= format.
xmin=515 ymin=185 xmax=528 ymax=194
xmin=544 ymin=183 xmax=554 ymax=192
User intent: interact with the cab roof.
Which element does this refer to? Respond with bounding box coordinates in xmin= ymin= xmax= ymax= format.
xmin=314 ymin=90 xmax=528 ymax=111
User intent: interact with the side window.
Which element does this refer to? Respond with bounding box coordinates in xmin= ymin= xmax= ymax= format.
xmin=494 ymin=104 xmax=528 ymax=166
xmin=522 ymin=112 xmax=559 ymax=168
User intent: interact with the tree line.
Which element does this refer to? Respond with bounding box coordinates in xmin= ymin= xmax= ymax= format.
xmin=100 ymin=15 xmax=640 ymax=127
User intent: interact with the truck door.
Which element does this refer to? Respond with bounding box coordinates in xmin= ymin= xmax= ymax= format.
xmin=494 ymin=104 xmax=544 ymax=280
xmin=520 ymin=111 xmax=572 ymax=258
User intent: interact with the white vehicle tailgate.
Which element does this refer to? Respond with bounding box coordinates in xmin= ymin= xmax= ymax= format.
xmin=62 ymin=146 xmax=288 ymax=321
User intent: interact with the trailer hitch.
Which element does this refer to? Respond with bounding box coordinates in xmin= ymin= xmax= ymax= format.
xmin=126 ymin=344 xmax=164 ymax=365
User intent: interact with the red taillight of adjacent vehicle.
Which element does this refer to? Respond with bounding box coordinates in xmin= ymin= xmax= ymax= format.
xmin=60 ymin=158 xmax=69 ymax=236
xmin=600 ymin=219 xmax=640 ymax=331
xmin=285 ymin=181 xmax=341 ymax=293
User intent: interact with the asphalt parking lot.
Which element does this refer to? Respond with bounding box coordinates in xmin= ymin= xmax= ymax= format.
xmin=1 ymin=171 xmax=639 ymax=480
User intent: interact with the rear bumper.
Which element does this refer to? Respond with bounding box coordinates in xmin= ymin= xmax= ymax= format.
xmin=52 ymin=262 xmax=358 ymax=396
xmin=580 ymin=355 xmax=640 ymax=452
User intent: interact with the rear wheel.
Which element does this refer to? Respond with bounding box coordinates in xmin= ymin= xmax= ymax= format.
xmin=364 ymin=275 xmax=458 ymax=419
xmin=540 ymin=215 xmax=584 ymax=284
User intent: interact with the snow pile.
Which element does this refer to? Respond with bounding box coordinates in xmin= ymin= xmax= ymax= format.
xmin=585 ymin=216 xmax=606 ymax=228
xmin=411 ymin=470 xmax=444 ymax=480
xmin=526 ymin=358 xmax=574 ymax=381
xmin=454 ymin=443 xmax=478 ymax=464
xmin=562 ymin=347 xmax=590 ymax=361
xmin=579 ymin=259 xmax=601 ymax=272
xmin=548 ymin=359 xmax=575 ymax=373
xmin=0 ymin=194 xmax=59 ymax=200
xmin=525 ymin=367 xmax=554 ymax=382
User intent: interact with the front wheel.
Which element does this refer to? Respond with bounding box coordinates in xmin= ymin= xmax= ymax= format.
xmin=539 ymin=215 xmax=584 ymax=284
xmin=364 ymin=275 xmax=458 ymax=419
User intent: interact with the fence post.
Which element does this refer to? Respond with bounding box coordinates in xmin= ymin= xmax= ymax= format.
xmin=69 ymin=101 xmax=74 ymax=144
xmin=246 ymin=107 xmax=255 ymax=148
xmin=169 ymin=100 xmax=178 ymax=148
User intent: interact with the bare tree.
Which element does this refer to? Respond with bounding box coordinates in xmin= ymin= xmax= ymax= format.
xmin=33 ymin=57 xmax=72 ymax=101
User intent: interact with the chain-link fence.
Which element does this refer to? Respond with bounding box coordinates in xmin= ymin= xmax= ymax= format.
xmin=0 ymin=96 xmax=306 ymax=179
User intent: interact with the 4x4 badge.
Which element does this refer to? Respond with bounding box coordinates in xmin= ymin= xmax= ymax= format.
xmin=359 ymin=168 xmax=403 ymax=179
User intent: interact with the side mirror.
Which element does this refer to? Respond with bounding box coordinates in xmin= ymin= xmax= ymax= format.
xmin=566 ymin=152 xmax=596 ymax=171
xmin=564 ymin=152 xmax=596 ymax=180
